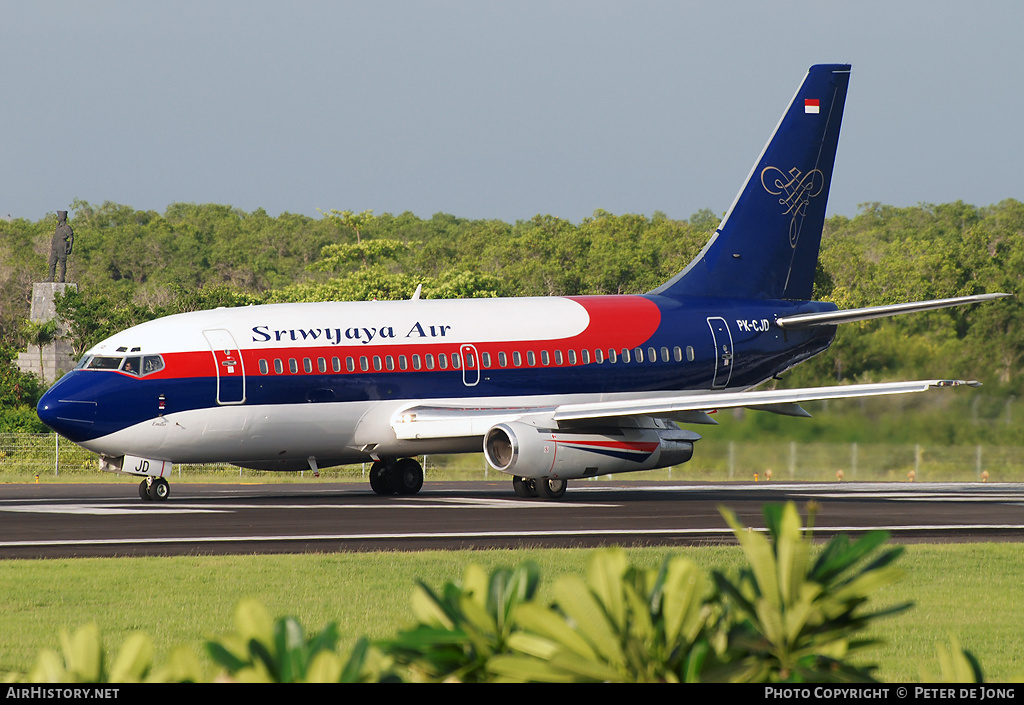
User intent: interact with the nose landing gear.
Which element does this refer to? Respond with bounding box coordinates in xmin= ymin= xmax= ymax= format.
xmin=139 ymin=477 xmax=170 ymax=501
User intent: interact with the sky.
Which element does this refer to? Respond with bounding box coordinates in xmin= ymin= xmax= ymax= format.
xmin=1 ymin=1 xmax=1021 ymax=224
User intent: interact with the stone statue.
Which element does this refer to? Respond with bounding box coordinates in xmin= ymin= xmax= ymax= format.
xmin=48 ymin=210 xmax=75 ymax=283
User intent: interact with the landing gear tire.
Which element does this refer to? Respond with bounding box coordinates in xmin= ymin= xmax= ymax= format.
xmin=535 ymin=478 xmax=567 ymax=500
xmin=151 ymin=477 xmax=170 ymax=501
xmin=139 ymin=477 xmax=170 ymax=502
xmin=392 ymin=458 xmax=424 ymax=495
xmin=369 ymin=458 xmax=424 ymax=496
xmin=512 ymin=476 xmax=536 ymax=498
xmin=369 ymin=461 xmax=390 ymax=495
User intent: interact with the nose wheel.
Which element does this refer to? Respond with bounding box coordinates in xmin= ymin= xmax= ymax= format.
xmin=139 ymin=477 xmax=170 ymax=501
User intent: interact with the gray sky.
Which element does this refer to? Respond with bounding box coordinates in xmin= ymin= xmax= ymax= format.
xmin=2 ymin=1 xmax=1021 ymax=224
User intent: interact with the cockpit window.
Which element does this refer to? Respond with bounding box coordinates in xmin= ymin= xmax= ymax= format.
xmin=87 ymin=356 xmax=122 ymax=370
xmin=84 ymin=354 xmax=165 ymax=376
xmin=121 ymin=357 xmax=142 ymax=376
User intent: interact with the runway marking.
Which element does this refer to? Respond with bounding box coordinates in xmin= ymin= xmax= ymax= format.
xmin=0 ymin=505 xmax=226 ymax=515
xmin=0 ymin=497 xmax=611 ymax=516
xmin=2 ymin=523 xmax=1023 ymax=550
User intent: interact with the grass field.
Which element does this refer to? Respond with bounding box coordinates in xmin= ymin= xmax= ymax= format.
xmin=1 ymin=542 xmax=1022 ymax=682
xmin=3 ymin=434 xmax=1024 ymax=682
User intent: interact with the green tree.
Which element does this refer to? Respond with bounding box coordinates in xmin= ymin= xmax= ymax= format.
xmin=20 ymin=319 xmax=59 ymax=380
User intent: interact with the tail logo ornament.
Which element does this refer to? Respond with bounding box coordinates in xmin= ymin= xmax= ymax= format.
xmin=760 ymin=166 xmax=825 ymax=248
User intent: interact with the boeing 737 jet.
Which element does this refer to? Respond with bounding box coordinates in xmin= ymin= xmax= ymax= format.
xmin=37 ymin=64 xmax=1007 ymax=501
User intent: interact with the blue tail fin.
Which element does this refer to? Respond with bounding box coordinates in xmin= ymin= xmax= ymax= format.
xmin=652 ymin=64 xmax=851 ymax=301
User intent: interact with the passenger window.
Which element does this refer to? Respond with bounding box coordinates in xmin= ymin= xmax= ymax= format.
xmin=686 ymin=345 xmax=695 ymax=362
xmin=594 ymin=349 xmax=604 ymax=364
xmin=303 ymin=358 xmax=313 ymax=373
xmin=621 ymin=348 xmax=630 ymax=363
xmin=274 ymin=359 xmax=284 ymax=374
xmin=412 ymin=355 xmax=422 ymax=370
xmin=318 ymin=357 xmax=327 ymax=373
xmin=513 ymin=351 xmax=522 ymax=367
xmin=498 ymin=352 xmax=507 ymax=367
xmin=426 ymin=354 xmax=436 ymax=370
xmin=541 ymin=350 xmax=550 ymax=366
xmin=452 ymin=353 xmax=462 ymax=369
xmin=481 ymin=352 xmax=491 ymax=368
xmin=332 ymin=357 xmax=341 ymax=372
xmin=438 ymin=354 xmax=448 ymax=369
xmin=289 ymin=359 xmax=299 ymax=374
xmin=554 ymin=350 xmax=563 ymax=365
xmin=527 ymin=351 xmax=536 ymax=366
xmin=385 ymin=355 xmax=395 ymax=371
xmin=259 ymin=359 xmax=269 ymax=375
xmin=634 ymin=348 xmax=644 ymax=363
xmin=608 ymin=348 xmax=618 ymax=363
xmin=399 ymin=355 xmax=408 ymax=370
xmin=373 ymin=356 xmax=382 ymax=371
xmin=346 ymin=357 xmax=355 ymax=372
xmin=674 ymin=346 xmax=683 ymax=362
xmin=360 ymin=356 xmax=369 ymax=371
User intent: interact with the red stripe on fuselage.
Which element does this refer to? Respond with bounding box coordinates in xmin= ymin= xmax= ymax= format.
xmin=106 ymin=296 xmax=663 ymax=381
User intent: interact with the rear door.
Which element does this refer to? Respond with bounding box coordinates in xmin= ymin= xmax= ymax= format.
xmin=203 ymin=329 xmax=246 ymax=404
xmin=706 ymin=317 xmax=734 ymax=389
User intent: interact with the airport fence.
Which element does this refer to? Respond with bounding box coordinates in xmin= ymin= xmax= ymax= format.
xmin=2 ymin=433 xmax=1024 ymax=484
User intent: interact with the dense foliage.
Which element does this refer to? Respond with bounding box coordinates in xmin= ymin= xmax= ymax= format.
xmin=1 ymin=199 xmax=1021 ymax=435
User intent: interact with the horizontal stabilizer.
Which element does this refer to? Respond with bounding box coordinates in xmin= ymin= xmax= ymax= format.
xmin=776 ymin=293 xmax=1011 ymax=329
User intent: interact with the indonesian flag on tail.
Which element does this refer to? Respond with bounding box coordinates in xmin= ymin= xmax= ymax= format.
xmin=804 ymin=98 xmax=820 ymax=114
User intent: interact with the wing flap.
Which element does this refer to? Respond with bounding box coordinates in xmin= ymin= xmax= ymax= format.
xmin=391 ymin=380 xmax=978 ymax=439
xmin=552 ymin=379 xmax=977 ymax=421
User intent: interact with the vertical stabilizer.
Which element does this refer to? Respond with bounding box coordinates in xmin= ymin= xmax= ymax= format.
xmin=652 ymin=64 xmax=851 ymax=301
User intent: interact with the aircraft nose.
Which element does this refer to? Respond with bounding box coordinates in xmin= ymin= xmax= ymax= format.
xmin=36 ymin=375 xmax=98 ymax=443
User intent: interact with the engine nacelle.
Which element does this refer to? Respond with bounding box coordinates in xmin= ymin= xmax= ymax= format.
xmin=483 ymin=421 xmax=698 ymax=480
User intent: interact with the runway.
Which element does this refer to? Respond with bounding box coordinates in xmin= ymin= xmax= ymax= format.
xmin=2 ymin=480 xmax=1024 ymax=559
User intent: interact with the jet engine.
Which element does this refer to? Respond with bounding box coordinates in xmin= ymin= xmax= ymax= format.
xmin=482 ymin=420 xmax=698 ymax=480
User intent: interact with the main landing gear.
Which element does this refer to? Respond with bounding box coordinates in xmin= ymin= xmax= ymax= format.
xmin=512 ymin=476 xmax=567 ymax=500
xmin=369 ymin=457 xmax=424 ymax=496
xmin=139 ymin=477 xmax=170 ymax=502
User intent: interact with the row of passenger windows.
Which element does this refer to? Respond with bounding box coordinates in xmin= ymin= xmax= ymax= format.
xmin=256 ymin=345 xmax=697 ymax=376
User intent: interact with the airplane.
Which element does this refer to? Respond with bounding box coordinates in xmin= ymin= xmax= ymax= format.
xmin=37 ymin=63 xmax=1008 ymax=502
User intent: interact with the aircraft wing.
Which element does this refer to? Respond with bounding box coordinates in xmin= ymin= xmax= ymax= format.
xmin=391 ymin=379 xmax=978 ymax=440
